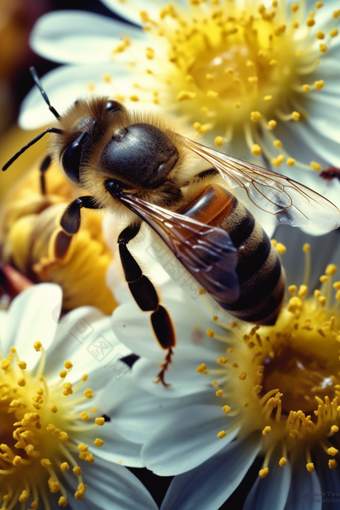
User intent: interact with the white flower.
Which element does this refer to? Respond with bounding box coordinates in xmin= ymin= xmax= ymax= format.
xmin=20 ymin=0 xmax=340 ymax=196
xmin=110 ymin=226 xmax=340 ymax=509
xmin=0 ymin=283 xmax=159 ymax=509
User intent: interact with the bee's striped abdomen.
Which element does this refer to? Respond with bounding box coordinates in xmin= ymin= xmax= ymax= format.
xmin=181 ymin=184 xmax=285 ymax=325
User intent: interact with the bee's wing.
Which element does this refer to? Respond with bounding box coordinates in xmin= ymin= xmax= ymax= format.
xmin=184 ymin=138 xmax=340 ymax=232
xmin=117 ymin=193 xmax=240 ymax=302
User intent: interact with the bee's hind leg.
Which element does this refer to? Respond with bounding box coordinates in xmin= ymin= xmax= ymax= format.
xmin=118 ymin=223 xmax=176 ymax=387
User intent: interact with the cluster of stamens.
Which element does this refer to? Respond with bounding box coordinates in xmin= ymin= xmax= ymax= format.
xmin=0 ymin=341 xmax=106 ymax=508
xmin=197 ymin=242 xmax=340 ymax=478
xmin=91 ymin=0 xmax=340 ymax=171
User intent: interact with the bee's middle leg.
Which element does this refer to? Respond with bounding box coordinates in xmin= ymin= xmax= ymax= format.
xmin=118 ymin=223 xmax=176 ymax=386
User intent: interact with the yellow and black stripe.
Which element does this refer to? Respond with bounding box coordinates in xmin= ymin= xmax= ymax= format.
xmin=182 ymin=183 xmax=285 ymax=325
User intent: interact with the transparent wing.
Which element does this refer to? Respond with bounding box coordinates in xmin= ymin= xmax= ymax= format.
xmin=183 ymin=137 xmax=340 ymax=231
xmin=117 ymin=193 xmax=240 ymax=302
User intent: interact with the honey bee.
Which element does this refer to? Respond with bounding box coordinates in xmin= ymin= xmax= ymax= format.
xmin=3 ymin=67 xmax=340 ymax=385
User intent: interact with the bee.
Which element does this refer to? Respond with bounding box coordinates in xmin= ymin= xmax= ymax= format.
xmin=3 ymin=67 xmax=340 ymax=385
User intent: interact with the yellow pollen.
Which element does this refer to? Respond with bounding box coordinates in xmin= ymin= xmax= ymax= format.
xmin=79 ymin=451 xmax=94 ymax=463
xmin=41 ymin=458 xmax=52 ymax=468
xmin=331 ymin=425 xmax=339 ymax=433
xmin=316 ymin=31 xmax=325 ymax=39
xmin=64 ymin=360 xmax=73 ymax=369
xmin=291 ymin=112 xmax=300 ymax=121
xmin=326 ymin=264 xmax=337 ymax=276
xmin=216 ymin=389 xmax=223 ymax=397
xmin=302 ymin=84 xmax=311 ymax=92
xmin=94 ymin=438 xmax=105 ymax=447
xmin=318 ymin=296 xmax=326 ymax=306
xmin=287 ymin=158 xmax=295 ymax=166
xmin=59 ymin=370 xmax=67 ymax=379
xmin=289 ymin=285 xmax=297 ymax=294
xmin=334 ymin=10 xmax=340 ymax=19
xmin=61 ymin=462 xmax=69 ymax=471
xmin=264 ymin=95 xmax=272 ymax=102
xmin=130 ymin=95 xmax=139 ymax=102
xmin=273 ymin=140 xmax=282 ymax=148
xmin=78 ymin=443 xmax=88 ymax=452
xmin=298 ymin=285 xmax=308 ymax=297
xmin=329 ymin=459 xmax=338 ymax=469
xmin=222 ymin=405 xmax=231 ymax=414
xmin=238 ymin=372 xmax=247 ymax=380
xmin=306 ymin=18 xmax=315 ymax=27
xmin=319 ymin=43 xmax=328 ymax=52
xmin=80 ymin=412 xmax=90 ymax=421
xmin=330 ymin=29 xmax=339 ymax=38
xmin=250 ymin=111 xmax=262 ymax=122
xmin=73 ymin=466 xmax=82 ymax=476
xmin=292 ymin=21 xmax=299 ymax=28
xmin=207 ymin=329 xmax=215 ymax=338
xmin=17 ymin=377 xmax=26 ymax=387
xmin=50 ymin=405 xmax=58 ymax=413
xmin=1 ymin=359 xmax=10 ymax=370
xmin=33 ymin=341 xmax=43 ymax=352
xmin=315 ymin=1 xmax=324 ymax=8
xmin=84 ymin=388 xmax=93 ymax=399
xmin=262 ymin=426 xmax=271 ymax=435
xmin=291 ymin=3 xmax=299 ymax=12
xmin=217 ymin=431 xmax=227 ymax=439
xmin=48 ymin=477 xmax=60 ymax=493
xmin=214 ymin=136 xmax=223 ymax=147
xmin=310 ymin=161 xmax=322 ymax=171
xmin=177 ymin=91 xmax=196 ymax=101
xmin=320 ymin=275 xmax=328 ymax=283
xmin=217 ymin=357 xmax=228 ymax=365
xmin=59 ymin=496 xmax=68 ymax=507
xmin=279 ymin=457 xmax=287 ymax=467
xmin=303 ymin=243 xmax=310 ymax=253
xmin=268 ymin=120 xmax=277 ymax=129
xmin=276 ymin=243 xmax=286 ymax=254
xmin=196 ymin=363 xmax=207 ymax=373
xmin=95 ymin=417 xmax=105 ymax=426
xmin=314 ymin=80 xmax=325 ymax=91
xmin=327 ymin=447 xmax=338 ymax=456
xmin=306 ymin=462 xmax=315 ymax=472
xmin=259 ymin=467 xmax=269 ymax=478
xmin=251 ymin=144 xmax=262 ymax=156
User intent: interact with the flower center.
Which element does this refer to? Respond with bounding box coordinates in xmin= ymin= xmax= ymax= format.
xmin=197 ymin=243 xmax=340 ymax=476
xmin=0 ymin=341 xmax=106 ymax=508
xmin=108 ymin=1 xmax=339 ymax=167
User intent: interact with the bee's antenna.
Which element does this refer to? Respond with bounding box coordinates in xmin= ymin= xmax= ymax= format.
xmin=29 ymin=66 xmax=61 ymax=120
xmin=2 ymin=127 xmax=63 ymax=171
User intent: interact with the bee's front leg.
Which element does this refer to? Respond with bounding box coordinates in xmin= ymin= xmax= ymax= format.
xmin=39 ymin=154 xmax=53 ymax=195
xmin=118 ymin=223 xmax=176 ymax=386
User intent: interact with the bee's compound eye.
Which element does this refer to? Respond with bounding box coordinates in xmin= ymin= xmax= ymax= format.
xmin=105 ymin=100 xmax=125 ymax=113
xmin=62 ymin=132 xmax=89 ymax=183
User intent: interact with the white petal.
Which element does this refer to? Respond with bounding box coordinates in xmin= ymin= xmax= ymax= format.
xmin=45 ymin=307 xmax=130 ymax=384
xmin=100 ymin=0 xmax=168 ymax=26
xmin=79 ymin=427 xmax=144 ymax=467
xmin=4 ymin=283 xmax=62 ymax=364
xmin=273 ymin=226 xmax=340 ymax=291
xmin=112 ymin=295 xmax=220 ymax=361
xmin=19 ymin=64 xmax=128 ymax=129
xmin=65 ymin=456 xmax=158 ymax=510
xmin=316 ymin=451 xmax=340 ymax=510
xmin=131 ymin=352 xmax=224 ymax=399
xmin=161 ymin=432 xmax=261 ymax=510
xmin=30 ymin=11 xmax=147 ymax=64
xmin=243 ymin=443 xmax=291 ymax=510
xmin=142 ymin=404 xmax=241 ymax=475
xmin=284 ymin=455 xmax=322 ymax=510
